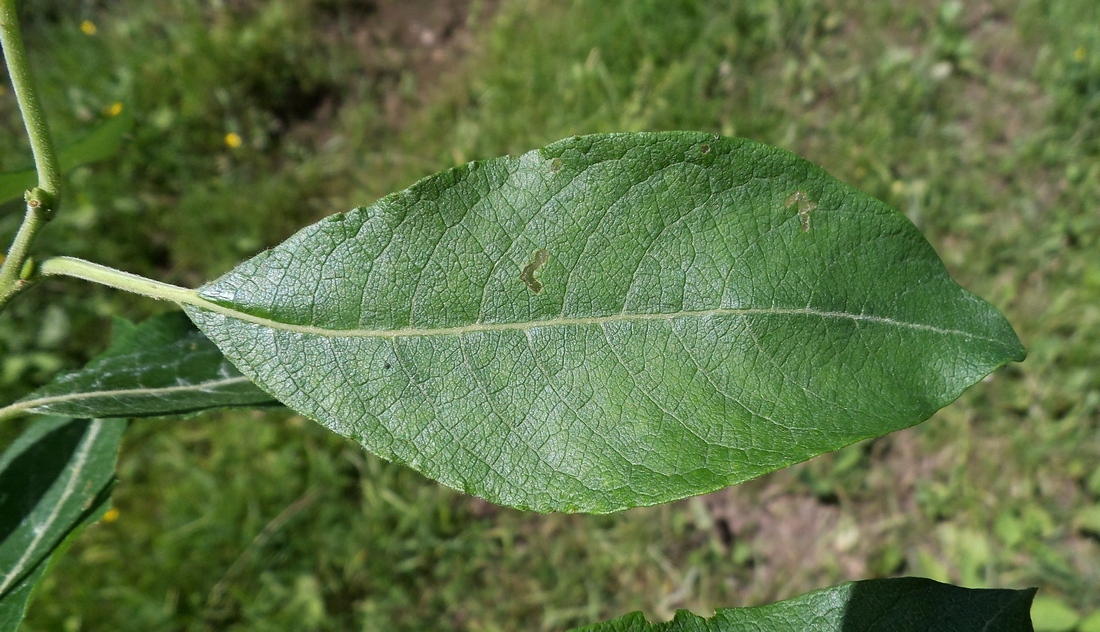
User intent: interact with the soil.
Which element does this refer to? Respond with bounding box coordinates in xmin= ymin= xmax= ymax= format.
xmin=322 ymin=0 xmax=499 ymax=125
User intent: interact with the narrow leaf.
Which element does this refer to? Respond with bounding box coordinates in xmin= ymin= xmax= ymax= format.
xmin=0 ymin=171 xmax=33 ymax=207
xmin=0 ymin=312 xmax=277 ymax=421
xmin=55 ymin=105 xmax=134 ymax=173
xmin=187 ymin=132 xmax=1025 ymax=512
xmin=0 ymin=106 xmax=133 ymax=205
xmin=0 ymin=491 xmax=112 ymax=632
xmin=572 ymin=577 xmax=1036 ymax=631
xmin=0 ymin=563 xmax=45 ymax=632
xmin=0 ymin=417 xmax=126 ymax=601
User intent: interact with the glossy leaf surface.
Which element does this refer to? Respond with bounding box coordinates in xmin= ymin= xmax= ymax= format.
xmin=188 ymin=132 xmax=1024 ymax=512
xmin=572 ymin=577 xmax=1036 ymax=631
xmin=0 ymin=312 xmax=277 ymax=421
xmin=0 ymin=417 xmax=125 ymax=604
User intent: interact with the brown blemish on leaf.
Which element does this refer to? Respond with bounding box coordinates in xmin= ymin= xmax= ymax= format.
xmin=785 ymin=190 xmax=818 ymax=232
xmin=520 ymin=248 xmax=549 ymax=294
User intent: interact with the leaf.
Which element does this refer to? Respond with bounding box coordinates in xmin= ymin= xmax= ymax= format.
xmin=0 ymin=312 xmax=277 ymax=421
xmin=0 ymin=564 xmax=44 ymax=632
xmin=571 ymin=577 xmax=1036 ymax=631
xmin=1031 ymin=596 xmax=1080 ymax=632
xmin=187 ymin=132 xmax=1025 ymax=512
xmin=0 ymin=491 xmax=112 ymax=632
xmin=0 ymin=417 xmax=126 ymax=605
xmin=56 ymin=105 xmax=134 ymax=173
xmin=0 ymin=171 xmax=34 ymax=207
xmin=0 ymin=105 xmax=133 ymax=205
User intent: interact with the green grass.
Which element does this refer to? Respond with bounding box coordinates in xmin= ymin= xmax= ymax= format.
xmin=3 ymin=0 xmax=1099 ymax=629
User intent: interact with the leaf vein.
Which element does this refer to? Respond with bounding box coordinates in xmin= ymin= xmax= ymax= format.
xmin=196 ymin=298 xmax=998 ymax=344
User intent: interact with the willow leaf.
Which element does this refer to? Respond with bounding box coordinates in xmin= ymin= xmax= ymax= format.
xmin=187 ymin=132 xmax=1024 ymax=512
xmin=0 ymin=487 xmax=113 ymax=632
xmin=0 ymin=417 xmax=125 ymax=604
xmin=0 ymin=562 xmax=44 ymax=632
xmin=571 ymin=577 xmax=1036 ymax=631
xmin=0 ymin=312 xmax=276 ymax=421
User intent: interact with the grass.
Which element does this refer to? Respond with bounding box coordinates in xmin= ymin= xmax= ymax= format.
xmin=2 ymin=0 xmax=1099 ymax=629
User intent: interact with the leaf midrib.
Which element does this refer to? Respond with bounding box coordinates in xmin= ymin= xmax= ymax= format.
xmin=0 ymin=420 xmax=103 ymax=597
xmin=194 ymin=300 xmax=998 ymax=343
xmin=0 ymin=376 xmax=257 ymax=422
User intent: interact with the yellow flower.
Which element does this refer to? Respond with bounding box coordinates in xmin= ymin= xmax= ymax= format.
xmin=80 ymin=20 xmax=97 ymax=36
xmin=102 ymin=507 xmax=120 ymax=523
xmin=1074 ymin=46 xmax=1087 ymax=62
xmin=106 ymin=102 xmax=124 ymax=117
xmin=224 ymin=132 xmax=243 ymax=149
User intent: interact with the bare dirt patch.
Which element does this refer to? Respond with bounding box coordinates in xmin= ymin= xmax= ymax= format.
xmin=325 ymin=0 xmax=498 ymax=125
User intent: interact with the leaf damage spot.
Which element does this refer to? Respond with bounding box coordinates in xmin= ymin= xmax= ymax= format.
xmin=785 ymin=190 xmax=818 ymax=232
xmin=520 ymin=248 xmax=550 ymax=294
xmin=549 ymin=157 xmax=564 ymax=174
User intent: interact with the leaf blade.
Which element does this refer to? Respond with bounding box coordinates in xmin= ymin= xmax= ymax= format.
xmin=188 ymin=132 xmax=1024 ymax=512
xmin=0 ymin=417 xmax=125 ymax=601
xmin=570 ymin=577 xmax=1036 ymax=631
xmin=3 ymin=312 xmax=276 ymax=421
xmin=0 ymin=562 xmax=45 ymax=632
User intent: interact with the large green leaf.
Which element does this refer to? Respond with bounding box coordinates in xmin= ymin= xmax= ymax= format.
xmin=0 ymin=417 xmax=125 ymax=606
xmin=0 ymin=312 xmax=277 ymax=422
xmin=187 ymin=132 xmax=1024 ymax=512
xmin=0 ymin=105 xmax=133 ymax=205
xmin=571 ymin=577 xmax=1036 ymax=631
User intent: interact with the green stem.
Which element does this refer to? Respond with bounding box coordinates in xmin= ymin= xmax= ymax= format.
xmin=39 ymin=257 xmax=208 ymax=306
xmin=0 ymin=0 xmax=63 ymax=308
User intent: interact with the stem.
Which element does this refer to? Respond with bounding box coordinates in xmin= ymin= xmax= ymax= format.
xmin=0 ymin=0 xmax=63 ymax=308
xmin=39 ymin=257 xmax=208 ymax=306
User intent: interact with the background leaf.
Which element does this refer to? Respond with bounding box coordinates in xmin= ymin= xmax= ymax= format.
xmin=0 ymin=490 xmax=113 ymax=632
xmin=187 ymin=132 xmax=1024 ymax=512
xmin=0 ymin=105 xmax=133 ymax=205
xmin=571 ymin=577 xmax=1036 ymax=631
xmin=0 ymin=417 xmax=125 ymax=606
xmin=0 ymin=563 xmax=44 ymax=632
xmin=0 ymin=312 xmax=277 ymax=421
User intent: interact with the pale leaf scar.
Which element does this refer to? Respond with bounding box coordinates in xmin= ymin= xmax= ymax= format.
xmin=520 ymin=248 xmax=549 ymax=294
xmin=784 ymin=190 xmax=818 ymax=232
